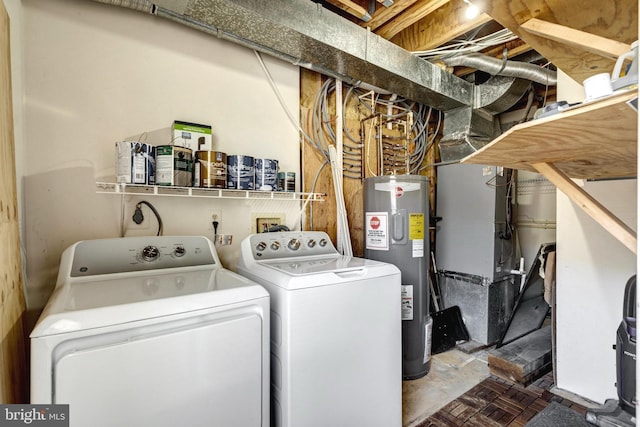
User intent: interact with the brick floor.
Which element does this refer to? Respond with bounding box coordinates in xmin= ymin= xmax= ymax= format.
xmin=416 ymin=372 xmax=589 ymax=427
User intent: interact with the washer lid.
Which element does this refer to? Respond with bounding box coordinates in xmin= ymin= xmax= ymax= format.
xmin=240 ymin=255 xmax=400 ymax=290
xmin=30 ymin=267 xmax=267 ymax=338
xmin=260 ymin=255 xmax=377 ymax=276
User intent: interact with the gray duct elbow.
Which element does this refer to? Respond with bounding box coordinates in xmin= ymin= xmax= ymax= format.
xmin=443 ymin=53 xmax=557 ymax=86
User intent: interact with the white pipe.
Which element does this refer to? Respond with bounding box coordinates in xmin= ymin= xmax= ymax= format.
xmin=329 ymin=146 xmax=352 ymax=256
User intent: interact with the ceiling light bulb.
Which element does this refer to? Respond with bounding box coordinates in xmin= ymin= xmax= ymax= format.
xmin=465 ymin=3 xmax=480 ymax=20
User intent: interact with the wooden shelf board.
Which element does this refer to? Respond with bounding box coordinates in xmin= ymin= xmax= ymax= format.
xmin=462 ymin=91 xmax=638 ymax=179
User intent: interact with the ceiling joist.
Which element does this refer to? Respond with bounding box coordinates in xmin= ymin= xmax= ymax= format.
xmin=325 ymin=0 xmax=372 ymax=21
xmin=390 ymin=0 xmax=492 ymax=52
xmin=376 ymin=0 xmax=452 ymax=39
xmin=363 ymin=0 xmax=418 ymax=31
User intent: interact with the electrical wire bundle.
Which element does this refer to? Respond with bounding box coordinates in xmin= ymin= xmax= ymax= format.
xmin=311 ymin=78 xmax=441 ymax=178
xmin=413 ymin=28 xmax=518 ymax=61
xmin=253 ymin=49 xmax=441 ymax=233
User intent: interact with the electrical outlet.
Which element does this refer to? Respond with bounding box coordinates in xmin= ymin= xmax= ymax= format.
xmin=256 ymin=217 xmax=282 ymax=233
xmin=208 ymin=210 xmax=222 ymax=232
xmin=252 ymin=213 xmax=285 ymax=233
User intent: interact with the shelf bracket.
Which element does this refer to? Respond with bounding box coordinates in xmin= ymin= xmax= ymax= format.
xmin=532 ymin=162 xmax=637 ymax=254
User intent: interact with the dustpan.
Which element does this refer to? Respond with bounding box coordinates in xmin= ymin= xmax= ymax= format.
xmin=431 ymin=305 xmax=470 ymax=354
xmin=429 ymin=252 xmax=470 ymax=354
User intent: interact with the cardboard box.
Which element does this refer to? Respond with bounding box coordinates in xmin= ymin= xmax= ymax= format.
xmin=172 ymin=120 xmax=212 ymax=152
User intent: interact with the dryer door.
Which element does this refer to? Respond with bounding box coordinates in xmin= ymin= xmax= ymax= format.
xmin=53 ymin=311 xmax=264 ymax=427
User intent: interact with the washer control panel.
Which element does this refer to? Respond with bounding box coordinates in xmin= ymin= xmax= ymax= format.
xmin=69 ymin=236 xmax=217 ymax=277
xmin=246 ymin=231 xmax=337 ymax=260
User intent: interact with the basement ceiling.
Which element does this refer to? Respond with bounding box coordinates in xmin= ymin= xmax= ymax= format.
xmin=96 ymin=0 xmax=636 ymax=116
xmin=314 ymin=0 xmax=638 ymax=84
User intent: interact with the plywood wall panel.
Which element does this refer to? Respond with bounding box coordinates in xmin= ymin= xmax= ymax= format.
xmin=0 ymin=0 xmax=28 ymax=404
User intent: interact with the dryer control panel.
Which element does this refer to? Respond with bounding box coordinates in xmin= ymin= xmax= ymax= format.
xmin=68 ymin=236 xmax=217 ymax=277
xmin=244 ymin=231 xmax=338 ymax=260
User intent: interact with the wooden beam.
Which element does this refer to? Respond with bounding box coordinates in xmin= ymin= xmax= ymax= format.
xmin=532 ymin=162 xmax=637 ymax=254
xmin=0 ymin=0 xmax=28 ymax=404
xmin=364 ymin=0 xmax=418 ymax=31
xmin=376 ymin=0 xmax=452 ymax=40
xmin=390 ymin=0 xmax=492 ymax=52
xmin=488 ymin=327 xmax=552 ymax=386
xmin=520 ymin=18 xmax=631 ymax=61
xmin=326 ymin=0 xmax=372 ymax=21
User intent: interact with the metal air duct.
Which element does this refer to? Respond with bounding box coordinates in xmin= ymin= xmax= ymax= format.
xmin=439 ymin=76 xmax=531 ymax=162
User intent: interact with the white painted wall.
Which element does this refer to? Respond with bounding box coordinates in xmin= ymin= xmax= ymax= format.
xmin=498 ymin=107 xmax=557 ymax=271
xmin=515 ymin=170 xmax=556 ymax=270
xmin=19 ymin=0 xmax=301 ymax=315
xmin=554 ymin=69 xmax=637 ymax=403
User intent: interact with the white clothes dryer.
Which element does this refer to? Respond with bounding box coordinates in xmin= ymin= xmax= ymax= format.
xmin=31 ymin=236 xmax=269 ymax=427
xmin=237 ymin=231 xmax=402 ymax=427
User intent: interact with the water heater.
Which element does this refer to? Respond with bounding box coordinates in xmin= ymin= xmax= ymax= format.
xmin=364 ymin=175 xmax=431 ymax=380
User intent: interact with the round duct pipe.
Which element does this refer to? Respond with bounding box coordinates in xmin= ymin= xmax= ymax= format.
xmin=443 ymin=53 xmax=557 ymax=86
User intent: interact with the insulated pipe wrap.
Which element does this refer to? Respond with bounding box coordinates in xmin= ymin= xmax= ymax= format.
xmin=443 ymin=53 xmax=557 ymax=86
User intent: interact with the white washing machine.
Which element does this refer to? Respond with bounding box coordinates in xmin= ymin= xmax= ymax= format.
xmin=30 ymin=236 xmax=269 ymax=427
xmin=237 ymin=231 xmax=402 ymax=427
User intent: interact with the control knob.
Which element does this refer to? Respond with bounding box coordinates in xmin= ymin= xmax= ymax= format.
xmin=142 ymin=245 xmax=160 ymax=262
xmin=288 ymin=239 xmax=301 ymax=251
xmin=270 ymin=241 xmax=281 ymax=251
xmin=256 ymin=242 xmax=267 ymax=252
xmin=319 ymin=238 xmax=328 ymax=247
xmin=173 ymin=245 xmax=186 ymax=257
xmin=307 ymin=239 xmax=316 ymax=248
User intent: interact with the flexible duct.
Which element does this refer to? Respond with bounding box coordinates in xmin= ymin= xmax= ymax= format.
xmin=443 ymin=53 xmax=557 ymax=86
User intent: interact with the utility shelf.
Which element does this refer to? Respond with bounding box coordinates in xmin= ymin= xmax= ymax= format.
xmin=96 ymin=182 xmax=326 ymax=202
xmin=462 ymin=91 xmax=637 ymax=179
xmin=462 ymin=90 xmax=638 ymax=254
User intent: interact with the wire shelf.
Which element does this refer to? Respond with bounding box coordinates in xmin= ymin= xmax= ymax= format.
xmin=517 ymin=178 xmax=557 ymax=195
xmin=96 ymin=182 xmax=325 ymax=202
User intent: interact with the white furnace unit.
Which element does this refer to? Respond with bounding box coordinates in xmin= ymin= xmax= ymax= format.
xmin=31 ymin=236 xmax=269 ymax=427
xmin=237 ymin=231 xmax=402 ymax=427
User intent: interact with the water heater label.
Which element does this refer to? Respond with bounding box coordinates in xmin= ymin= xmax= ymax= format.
xmin=409 ymin=213 xmax=424 ymax=240
xmin=424 ymin=319 xmax=432 ymax=364
xmin=401 ymin=285 xmax=414 ymax=320
xmin=412 ymin=240 xmax=424 ymax=258
xmin=409 ymin=213 xmax=425 ymax=258
xmin=365 ymin=212 xmax=389 ymax=250
xmin=409 ymin=213 xmax=424 ymax=258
